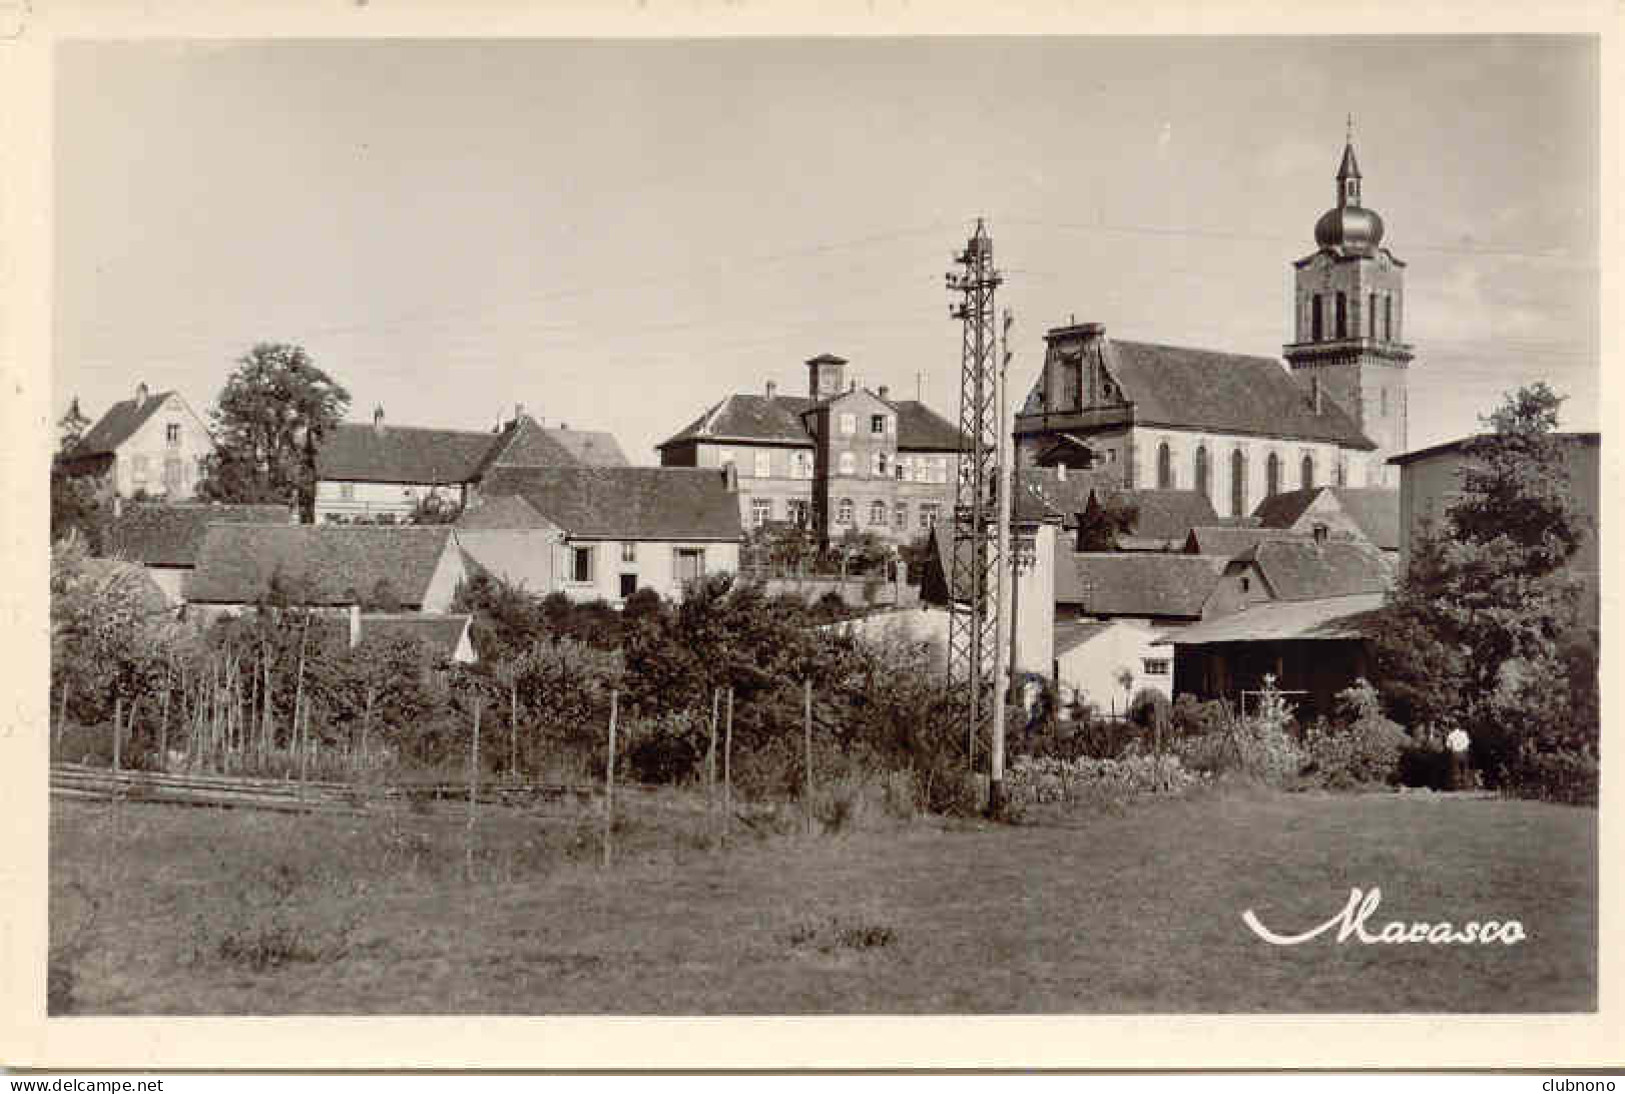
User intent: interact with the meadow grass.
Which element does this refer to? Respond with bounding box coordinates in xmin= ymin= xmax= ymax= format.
xmin=48 ymin=786 xmax=1595 ymax=1013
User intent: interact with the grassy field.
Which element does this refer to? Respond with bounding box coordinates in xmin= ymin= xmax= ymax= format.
xmin=48 ymin=786 xmax=1596 ymax=1013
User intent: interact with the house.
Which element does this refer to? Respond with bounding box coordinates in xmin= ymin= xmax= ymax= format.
xmin=1157 ymin=592 xmax=1386 ymax=719
xmin=457 ymin=465 xmax=744 ymax=604
xmin=313 ymin=406 xmax=627 ymax=524
xmin=1014 ymin=135 xmax=1414 ymax=509
xmin=349 ymin=609 xmax=476 ymax=664
xmin=103 ymin=502 xmax=296 ymax=605
xmin=1250 ymin=485 xmax=1400 ymax=555
xmin=656 ymin=355 xmax=967 ymax=544
xmin=184 ymin=524 xmax=468 ymax=616
xmin=1208 ymin=535 xmax=1393 ymax=610
xmin=1388 ymin=431 xmax=1599 ymax=622
xmin=1077 ymin=487 xmax=1221 ymax=551
xmin=1054 ymin=552 xmax=1231 ymax=628
xmin=57 ymin=382 xmax=215 ymax=500
xmin=1052 ymin=618 xmax=1172 ymax=717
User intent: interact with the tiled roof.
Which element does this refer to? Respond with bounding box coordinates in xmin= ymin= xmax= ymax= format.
xmin=1025 ymin=340 xmax=1374 ymax=448
xmin=1053 ymin=619 xmax=1115 ymax=655
xmin=456 ymin=493 xmax=551 ymax=530
xmin=1387 ymin=431 xmax=1601 ymax=466
xmin=187 ymin=525 xmax=455 ymax=606
xmin=540 ymin=426 xmax=628 ymax=466
xmin=68 ymin=391 xmax=176 ymax=458
xmin=1013 ymin=467 xmax=1115 ymax=525
xmin=359 ymin=612 xmax=471 ymax=660
xmin=317 ymin=421 xmax=505 ymax=484
xmin=1097 ymin=488 xmax=1221 ymax=542
xmin=476 ymin=467 xmax=743 ymax=541
xmin=1155 ymin=592 xmax=1386 ymax=646
xmin=473 ymin=415 xmax=585 ymax=475
xmin=1182 ymin=525 xmax=1331 ymax=558
xmin=1238 ymin=539 xmax=1392 ymax=601
xmin=106 ymin=503 xmax=295 ymax=567
xmin=657 ymin=392 xmax=968 ymax=452
xmin=1055 ymin=553 xmax=1228 ymax=618
xmin=1250 ymin=487 xmax=1400 ymax=553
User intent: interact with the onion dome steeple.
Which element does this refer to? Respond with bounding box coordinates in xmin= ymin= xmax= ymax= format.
xmin=1314 ymin=116 xmax=1385 ymax=255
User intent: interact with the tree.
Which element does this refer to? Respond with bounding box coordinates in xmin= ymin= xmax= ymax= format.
xmin=197 ymin=344 xmax=350 ymax=521
xmin=57 ymin=397 xmax=92 ymax=456
xmin=1076 ymin=492 xmax=1140 ymax=551
xmin=1371 ymin=384 xmax=1593 ymax=783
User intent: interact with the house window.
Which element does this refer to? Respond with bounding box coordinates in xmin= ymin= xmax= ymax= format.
xmin=621 ymin=542 xmax=636 ymax=564
xmin=1241 ymin=576 xmax=1251 ymax=593
xmin=1335 ymin=292 xmax=1348 ymax=338
xmin=868 ymin=500 xmax=887 ymax=526
xmin=919 ymin=503 xmax=939 ymax=530
xmin=894 ymin=502 xmax=908 ymax=530
xmin=1142 ymin=658 xmax=1171 ymax=676
xmin=838 ymin=451 xmax=856 ymax=476
xmin=1193 ymin=446 xmax=1209 ymax=500
xmin=165 ymin=422 xmax=181 ymax=446
xmin=870 ymin=414 xmax=887 ymax=435
xmin=837 ymin=498 xmax=854 ymax=526
xmin=619 ymin=573 xmax=637 ymax=599
xmin=754 ymin=451 xmax=772 ymax=478
xmin=791 ymin=451 xmax=812 ymax=480
xmin=1230 ymin=449 xmax=1247 ymax=518
xmin=1266 ymin=452 xmax=1281 ymax=496
xmin=571 ymin=545 xmax=595 ymax=584
xmin=1301 ymin=453 xmax=1315 ymax=489
xmin=340 ymin=483 xmax=355 ymax=501
xmin=787 ymin=498 xmax=810 ymax=528
xmin=839 ymin=413 xmax=856 ymax=435
xmin=674 ymin=547 xmax=706 ymax=586
xmin=1156 ymin=442 xmax=1173 ymax=489
xmin=751 ymin=498 xmax=772 ymax=527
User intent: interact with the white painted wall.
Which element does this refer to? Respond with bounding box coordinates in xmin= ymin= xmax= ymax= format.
xmin=315 ymin=480 xmax=465 ymax=523
xmin=114 ymin=392 xmax=214 ymax=500
xmin=1129 ymin=425 xmax=1367 ymax=518
xmin=1055 ymin=619 xmax=1173 ymax=717
xmin=556 ymin=539 xmax=742 ymax=605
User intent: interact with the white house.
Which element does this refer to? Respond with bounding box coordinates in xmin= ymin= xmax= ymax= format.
xmin=1053 ymin=618 xmax=1172 ymax=718
xmin=59 ymin=382 xmax=215 ymax=500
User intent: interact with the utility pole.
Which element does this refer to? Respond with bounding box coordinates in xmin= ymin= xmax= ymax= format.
xmin=989 ymin=308 xmax=1016 ymax=818
xmin=945 ymin=219 xmax=1004 ymax=795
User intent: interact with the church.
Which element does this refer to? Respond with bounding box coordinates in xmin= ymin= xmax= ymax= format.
xmin=1013 ymin=130 xmax=1413 ymax=520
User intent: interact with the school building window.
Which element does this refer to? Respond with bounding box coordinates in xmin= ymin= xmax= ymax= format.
xmin=868 ymin=500 xmax=887 ymax=526
xmin=837 ymin=498 xmax=854 ymax=525
xmin=751 ymin=498 xmax=772 ymax=527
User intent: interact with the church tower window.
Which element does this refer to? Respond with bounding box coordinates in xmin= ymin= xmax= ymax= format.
xmin=1384 ymin=296 xmax=1393 ymax=341
xmin=1266 ymin=452 xmax=1281 ymax=497
xmin=1335 ymin=293 xmax=1348 ymax=338
xmin=1368 ymin=293 xmax=1377 ymax=338
xmin=1194 ymin=446 xmax=1210 ymax=501
xmin=1311 ymin=295 xmax=1324 ymax=341
xmin=1157 ymin=442 xmax=1173 ymax=489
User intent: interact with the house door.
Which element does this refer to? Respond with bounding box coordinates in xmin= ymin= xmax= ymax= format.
xmin=674 ymin=548 xmax=705 ymax=587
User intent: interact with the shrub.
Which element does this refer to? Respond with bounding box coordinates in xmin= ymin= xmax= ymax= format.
xmin=1397 ymin=742 xmax=1453 ymax=790
xmin=1505 ymin=747 xmax=1598 ymax=806
xmin=192 ymin=859 xmax=365 ymax=972
xmin=1006 ymin=753 xmax=1195 ymax=812
xmin=1301 ymin=679 xmax=1410 ymax=789
xmin=1174 ymin=682 xmax=1306 ymax=787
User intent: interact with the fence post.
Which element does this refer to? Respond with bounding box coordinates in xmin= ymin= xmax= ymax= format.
xmin=804 ymin=678 xmax=813 ymax=836
xmin=603 ymin=689 xmax=619 ymax=868
xmin=467 ymin=694 xmax=482 ymax=882
xmin=706 ymin=687 xmax=719 ymax=846
xmin=112 ymin=695 xmax=121 ymax=772
xmin=722 ymin=686 xmax=733 ymax=849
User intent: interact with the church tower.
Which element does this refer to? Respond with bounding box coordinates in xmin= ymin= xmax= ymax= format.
xmin=1284 ymin=122 xmax=1413 ymax=486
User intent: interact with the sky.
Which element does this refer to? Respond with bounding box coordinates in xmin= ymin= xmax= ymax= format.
xmin=54 ymin=36 xmax=1601 ymax=465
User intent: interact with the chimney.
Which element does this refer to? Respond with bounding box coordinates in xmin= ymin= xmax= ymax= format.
xmin=877 ymin=384 xmax=889 ymax=401
xmin=373 ymin=405 xmax=385 ymax=435
xmin=723 ymin=462 xmax=738 ymax=492
xmin=765 ymin=380 xmax=777 ymax=401
xmin=135 ymin=382 xmax=149 ymax=409
xmin=349 ymin=603 xmax=361 ymax=648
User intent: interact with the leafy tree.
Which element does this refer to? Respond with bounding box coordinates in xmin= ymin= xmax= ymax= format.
xmin=1076 ymin=491 xmax=1140 ymax=550
xmin=1371 ymin=384 xmax=1593 ymax=784
xmin=197 ymin=343 xmax=350 ymax=521
xmin=50 ymin=469 xmax=107 ymax=553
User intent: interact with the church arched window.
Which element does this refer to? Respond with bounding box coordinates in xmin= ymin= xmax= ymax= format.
xmin=1311 ymin=295 xmax=1324 ymax=341
xmin=1230 ymin=449 xmax=1247 ymax=518
xmin=1335 ymin=293 xmax=1348 ymax=338
xmin=1194 ymin=446 xmax=1210 ymax=500
xmin=1301 ymin=453 xmax=1315 ymax=490
xmin=1266 ymin=452 xmax=1281 ymax=497
xmin=1157 ymin=442 xmax=1173 ymax=489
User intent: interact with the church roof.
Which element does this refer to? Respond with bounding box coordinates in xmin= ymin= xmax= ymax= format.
xmin=1092 ymin=340 xmax=1375 ymax=449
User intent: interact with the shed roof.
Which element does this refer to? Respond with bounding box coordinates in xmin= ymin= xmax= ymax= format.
xmin=1155 ymin=592 xmax=1386 ymax=645
xmin=187 ymin=525 xmax=455 ymax=606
